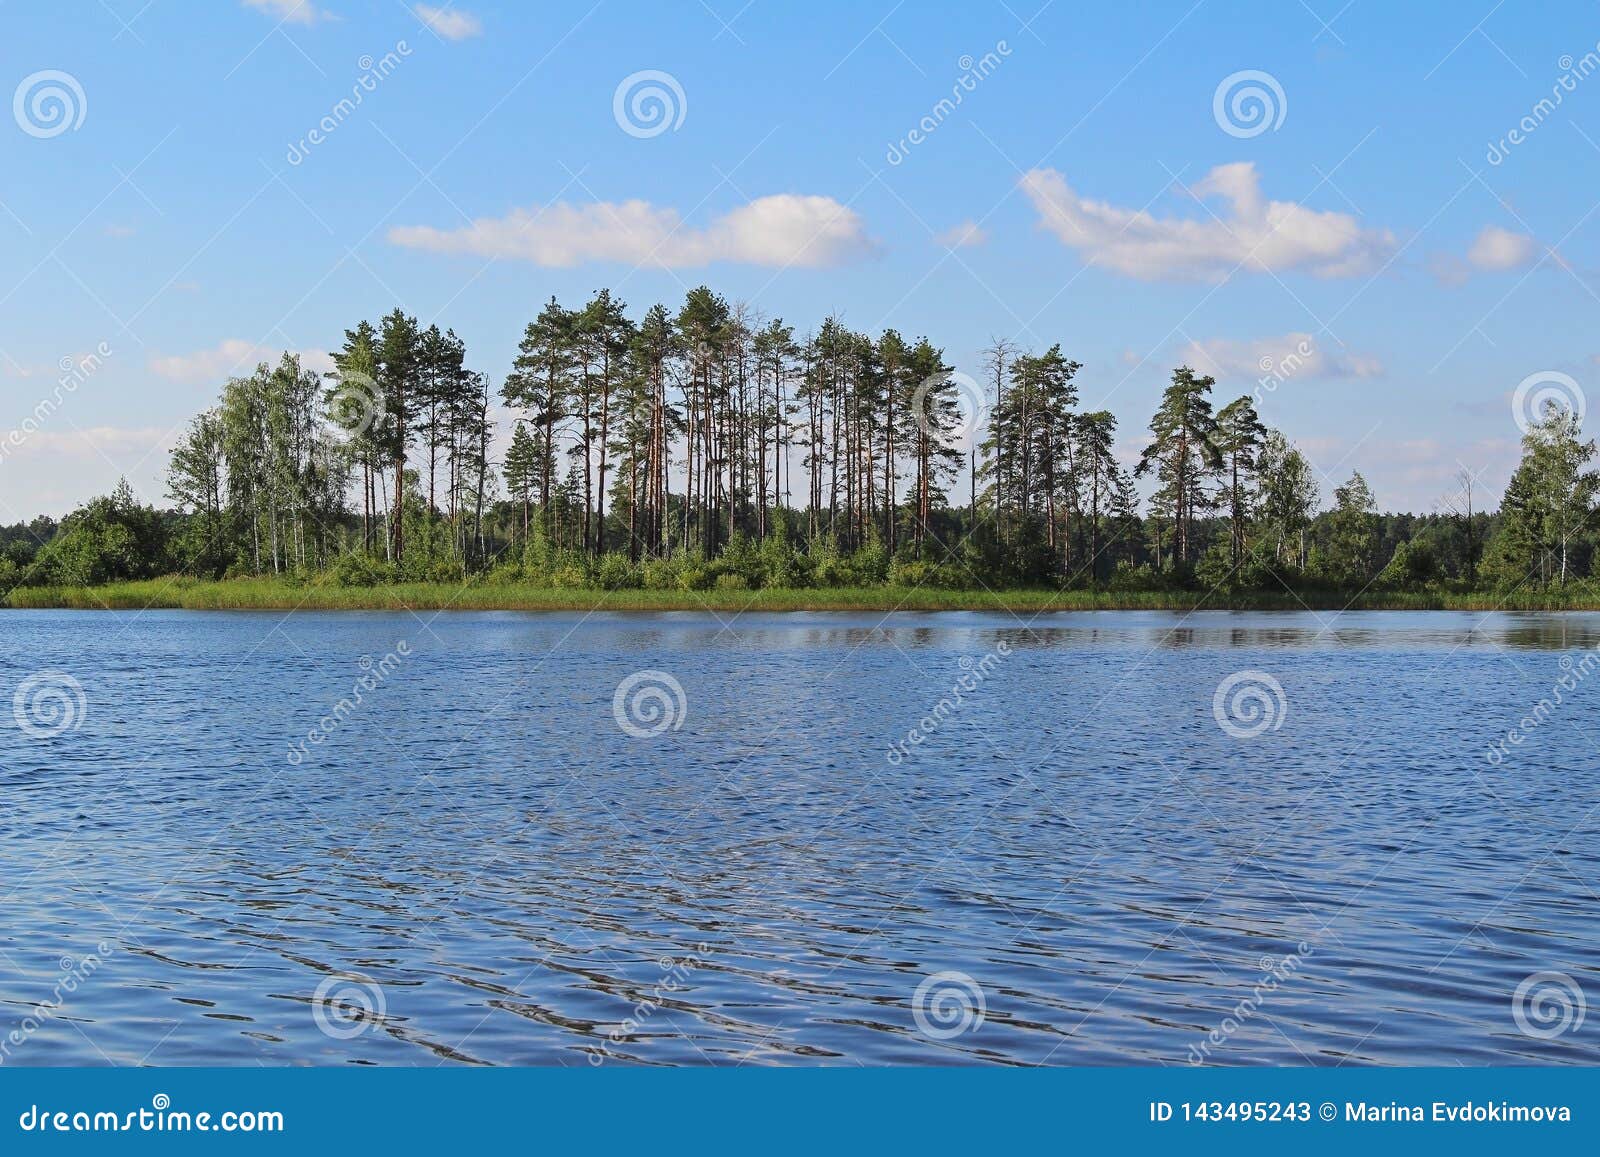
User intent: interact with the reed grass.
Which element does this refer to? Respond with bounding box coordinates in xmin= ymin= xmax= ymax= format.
xmin=7 ymin=576 xmax=1600 ymax=613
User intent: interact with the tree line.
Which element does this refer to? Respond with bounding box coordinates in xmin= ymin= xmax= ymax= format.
xmin=2 ymin=284 xmax=1596 ymax=596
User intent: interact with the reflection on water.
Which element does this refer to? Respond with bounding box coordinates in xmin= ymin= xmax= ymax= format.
xmin=1 ymin=609 xmax=1598 ymax=1066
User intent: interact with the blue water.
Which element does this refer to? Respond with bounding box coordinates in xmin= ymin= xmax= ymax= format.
xmin=1 ymin=609 xmax=1597 ymax=1066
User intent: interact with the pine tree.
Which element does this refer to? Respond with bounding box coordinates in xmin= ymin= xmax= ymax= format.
xmin=1135 ymin=366 xmax=1221 ymax=567
xmin=1212 ymin=395 xmax=1267 ymax=566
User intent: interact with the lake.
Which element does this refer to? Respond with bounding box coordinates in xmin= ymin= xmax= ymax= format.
xmin=2 ymin=608 xmax=1597 ymax=1066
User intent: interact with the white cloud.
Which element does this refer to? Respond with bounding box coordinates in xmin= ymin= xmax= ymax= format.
xmin=1019 ymin=162 xmax=1395 ymax=281
xmin=5 ymin=426 xmax=173 ymax=460
xmin=1467 ymin=224 xmax=1537 ymax=271
xmin=388 ymin=194 xmax=876 ymax=269
xmin=0 ymin=428 xmax=177 ymax=518
xmin=1178 ymin=332 xmax=1384 ymax=382
xmin=148 ymin=340 xmax=332 ymax=385
xmin=935 ymin=220 xmax=988 ymax=249
xmin=243 ymin=0 xmax=325 ymax=24
xmin=414 ymin=4 xmax=481 ymax=39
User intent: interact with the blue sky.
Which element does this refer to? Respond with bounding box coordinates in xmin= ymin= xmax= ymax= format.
xmin=3 ymin=0 xmax=1599 ymax=517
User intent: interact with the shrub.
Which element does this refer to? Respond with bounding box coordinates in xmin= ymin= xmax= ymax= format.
xmin=1380 ymin=539 xmax=1441 ymax=591
xmin=35 ymin=480 xmax=167 ymax=586
xmin=1107 ymin=560 xmax=1158 ymax=591
xmin=596 ymin=554 xmax=639 ymax=590
xmin=851 ymin=538 xmax=890 ymax=585
xmin=332 ymin=551 xmax=398 ymax=587
xmin=1194 ymin=541 xmax=1235 ymax=590
xmin=548 ymin=565 xmax=590 ymax=590
xmin=889 ymin=559 xmax=969 ymax=589
xmin=422 ymin=558 xmax=466 ymax=583
xmin=639 ymin=558 xmax=681 ymax=590
xmin=676 ymin=565 xmax=713 ymax=591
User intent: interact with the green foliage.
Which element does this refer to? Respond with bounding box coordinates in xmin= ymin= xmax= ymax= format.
xmin=12 ymin=286 xmax=1597 ymax=600
xmin=718 ymin=532 xmax=763 ymax=587
xmin=1485 ymin=405 xmax=1598 ymax=589
xmin=1106 ymin=560 xmax=1160 ymax=591
xmin=1380 ymin=538 xmax=1441 ymax=591
xmin=548 ymin=565 xmax=588 ymax=590
xmin=639 ymin=557 xmax=682 ymax=591
xmin=34 ymin=480 xmax=167 ymax=586
xmin=596 ymin=553 xmax=639 ymax=590
xmin=887 ymin=559 xmax=970 ymax=589
xmin=1236 ymin=541 xmax=1301 ymax=590
xmin=1194 ymin=539 xmax=1236 ymax=590
xmin=332 ymin=551 xmax=398 ymax=587
xmin=1318 ymin=471 xmax=1380 ymax=587
xmin=851 ymin=535 xmax=890 ymax=585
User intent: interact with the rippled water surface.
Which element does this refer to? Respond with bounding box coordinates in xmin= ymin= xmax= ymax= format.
xmin=3 ymin=609 xmax=1599 ymax=1066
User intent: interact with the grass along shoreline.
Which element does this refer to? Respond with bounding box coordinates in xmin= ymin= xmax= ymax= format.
xmin=6 ymin=577 xmax=1600 ymax=613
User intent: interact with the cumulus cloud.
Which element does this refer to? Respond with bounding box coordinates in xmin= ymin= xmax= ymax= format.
xmin=1467 ymin=224 xmax=1537 ymax=271
xmin=243 ymin=0 xmax=325 ymax=25
xmin=1019 ymin=162 xmax=1395 ymax=281
xmin=149 ymin=340 xmax=332 ymax=384
xmin=5 ymin=426 xmax=174 ymax=460
xmin=935 ymin=220 xmax=988 ymax=249
xmin=1178 ymin=332 xmax=1384 ymax=382
xmin=388 ymin=194 xmax=875 ymax=269
xmin=414 ymin=4 xmax=482 ymax=39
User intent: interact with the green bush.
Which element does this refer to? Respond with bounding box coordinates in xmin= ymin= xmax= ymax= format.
xmin=34 ymin=480 xmax=167 ymax=586
xmin=1194 ymin=541 xmax=1235 ymax=590
xmin=851 ymin=538 xmax=890 ymax=584
xmin=548 ymin=564 xmax=590 ymax=590
xmin=1380 ymin=539 xmax=1441 ymax=591
xmin=596 ymin=554 xmax=639 ymax=590
xmin=639 ymin=558 xmax=681 ymax=590
xmin=676 ymin=565 xmax=713 ymax=591
xmin=1107 ymin=560 xmax=1158 ymax=591
xmin=332 ymin=551 xmax=398 ymax=587
xmin=888 ymin=559 xmax=969 ymax=589
xmin=422 ymin=558 xmax=466 ymax=583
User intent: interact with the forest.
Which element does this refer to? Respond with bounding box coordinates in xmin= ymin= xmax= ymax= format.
xmin=2 ymin=284 xmax=1596 ymax=603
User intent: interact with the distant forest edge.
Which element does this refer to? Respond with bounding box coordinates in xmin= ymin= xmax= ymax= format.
xmin=3 ymin=287 xmax=1596 ymax=606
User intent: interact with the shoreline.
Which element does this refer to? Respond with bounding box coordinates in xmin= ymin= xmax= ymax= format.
xmin=5 ymin=578 xmax=1598 ymax=613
